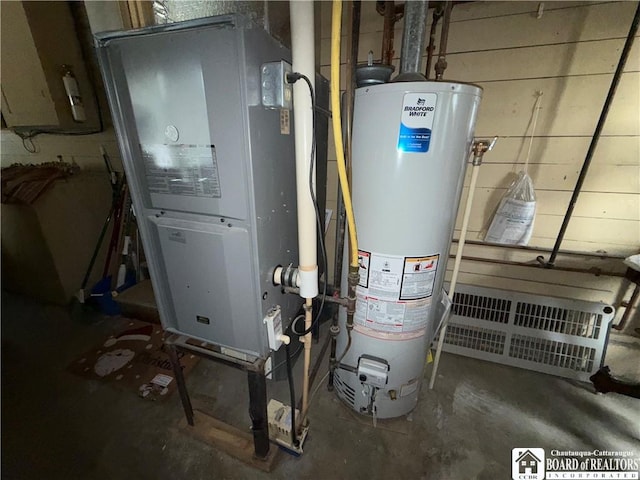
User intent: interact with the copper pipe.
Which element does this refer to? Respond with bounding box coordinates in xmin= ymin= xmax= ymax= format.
xmin=434 ymin=0 xmax=452 ymax=80
xmin=455 ymin=239 xmax=627 ymax=261
xmin=448 ymin=254 xmax=625 ymax=278
xmin=425 ymin=5 xmax=444 ymax=78
xmin=613 ymin=284 xmax=639 ymax=331
xmin=376 ymin=1 xmax=404 ymax=65
xmin=381 ymin=1 xmax=395 ymax=64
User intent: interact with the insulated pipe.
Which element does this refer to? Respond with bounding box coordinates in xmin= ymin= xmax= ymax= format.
xmin=290 ymin=0 xmax=317 ymax=429
xmin=399 ymin=0 xmax=429 ymax=74
xmin=290 ymin=0 xmax=318 ymax=299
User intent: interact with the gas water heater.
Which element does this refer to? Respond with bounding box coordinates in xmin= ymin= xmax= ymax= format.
xmin=335 ymin=81 xmax=482 ymax=418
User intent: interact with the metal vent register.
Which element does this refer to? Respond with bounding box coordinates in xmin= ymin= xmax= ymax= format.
xmin=439 ymin=285 xmax=614 ymax=381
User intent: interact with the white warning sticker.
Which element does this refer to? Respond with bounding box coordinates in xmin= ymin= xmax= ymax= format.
xmin=142 ymin=144 xmax=221 ymax=198
xmin=400 ymin=379 xmax=419 ymax=397
xmin=362 ymin=253 xmax=404 ymax=301
xmin=280 ymin=109 xmax=290 ymax=135
xmin=354 ymin=294 xmax=431 ymax=334
xmin=400 ymin=254 xmax=439 ymax=300
xmin=357 ymin=250 xmax=371 ymax=288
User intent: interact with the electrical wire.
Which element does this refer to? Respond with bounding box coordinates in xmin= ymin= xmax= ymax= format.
xmin=13 ymin=67 xmax=106 ymax=153
xmin=286 ymin=72 xmax=328 ymax=338
xmin=335 ymin=327 xmax=352 ymax=364
xmin=20 ymin=135 xmax=37 ymax=153
xmin=285 ymin=342 xmax=299 ymax=447
xmin=263 ymin=340 xmax=303 ymax=378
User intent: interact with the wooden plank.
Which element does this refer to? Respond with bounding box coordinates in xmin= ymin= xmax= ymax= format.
xmin=445 ymin=2 xmax=638 ymax=54
xmin=448 ymin=242 xmax=627 ymax=273
xmin=320 ymin=2 xmax=638 ymax=64
xmin=0 ymin=129 xmax=120 ymax=157
xmin=533 ymin=216 xmax=639 ymax=246
xmin=445 ymin=258 xmax=623 ymax=292
xmin=318 ymin=1 xmax=596 ymax=39
xmin=127 ymin=1 xmax=155 ymax=29
xmin=476 ymin=136 xmax=640 ymax=166
xmin=475 ymin=73 xmax=640 ymax=137
xmin=0 ymin=2 xmax=58 ymax=127
xmin=446 ymin=270 xmax=622 ymax=304
xmin=177 ymin=411 xmax=279 ymax=473
xmin=454 ymin=213 xmax=639 ymax=247
xmin=445 ymin=38 xmax=640 ymax=82
xmin=453 ymin=228 xmax=638 ymax=256
xmin=455 ymin=187 xmax=640 ymax=221
xmin=462 ymin=162 xmax=639 ymax=193
xmin=0 ymin=130 xmax=122 ymax=170
xmin=445 ymin=257 xmax=623 ymax=291
xmin=446 ymin=1 xmax=613 ymax=24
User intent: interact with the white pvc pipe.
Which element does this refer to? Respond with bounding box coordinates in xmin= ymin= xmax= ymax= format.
xmin=290 ymin=0 xmax=317 ymax=431
xmin=429 ymin=163 xmax=480 ymax=389
xmin=290 ymin=0 xmax=318 ymax=299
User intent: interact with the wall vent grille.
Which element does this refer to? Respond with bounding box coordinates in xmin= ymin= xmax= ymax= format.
xmin=439 ymin=284 xmax=614 ymax=382
xmin=444 ymin=324 xmax=506 ymax=355
xmin=452 ymin=292 xmax=511 ymax=323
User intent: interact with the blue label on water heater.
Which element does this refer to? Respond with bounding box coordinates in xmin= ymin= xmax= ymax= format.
xmin=397 ymin=93 xmax=437 ymax=153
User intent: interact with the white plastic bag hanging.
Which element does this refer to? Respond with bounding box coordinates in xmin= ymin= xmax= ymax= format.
xmin=485 ymin=170 xmax=536 ymax=245
xmin=485 ymin=92 xmax=542 ymax=246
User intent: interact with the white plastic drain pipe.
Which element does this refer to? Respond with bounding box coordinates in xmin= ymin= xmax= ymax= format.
xmin=429 ymin=138 xmax=496 ymax=389
xmin=290 ymin=0 xmax=317 ymax=426
xmin=428 ymin=164 xmax=479 ymax=389
xmin=290 ymin=0 xmax=318 ymax=300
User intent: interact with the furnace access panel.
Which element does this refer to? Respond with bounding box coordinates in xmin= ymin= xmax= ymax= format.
xmin=96 ymin=16 xmax=302 ymax=358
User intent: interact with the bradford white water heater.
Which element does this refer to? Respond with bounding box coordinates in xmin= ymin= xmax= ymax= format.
xmin=334 ymin=81 xmax=482 ymax=418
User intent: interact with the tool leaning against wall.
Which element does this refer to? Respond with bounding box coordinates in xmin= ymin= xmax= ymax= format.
xmin=74 ymin=145 xmax=142 ymax=316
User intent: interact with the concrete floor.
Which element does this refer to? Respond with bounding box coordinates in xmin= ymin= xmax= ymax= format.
xmin=2 ymin=290 xmax=639 ymax=480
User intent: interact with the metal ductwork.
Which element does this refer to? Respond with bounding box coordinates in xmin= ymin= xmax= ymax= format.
xmin=397 ymin=0 xmax=429 ymax=81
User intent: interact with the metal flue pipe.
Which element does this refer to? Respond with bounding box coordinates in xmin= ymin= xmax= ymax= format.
xmin=399 ymin=0 xmax=429 ymax=75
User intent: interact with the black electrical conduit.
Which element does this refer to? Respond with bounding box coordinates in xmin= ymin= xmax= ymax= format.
xmin=540 ymin=2 xmax=640 ymax=268
xmin=284 ymin=342 xmax=299 ymax=448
